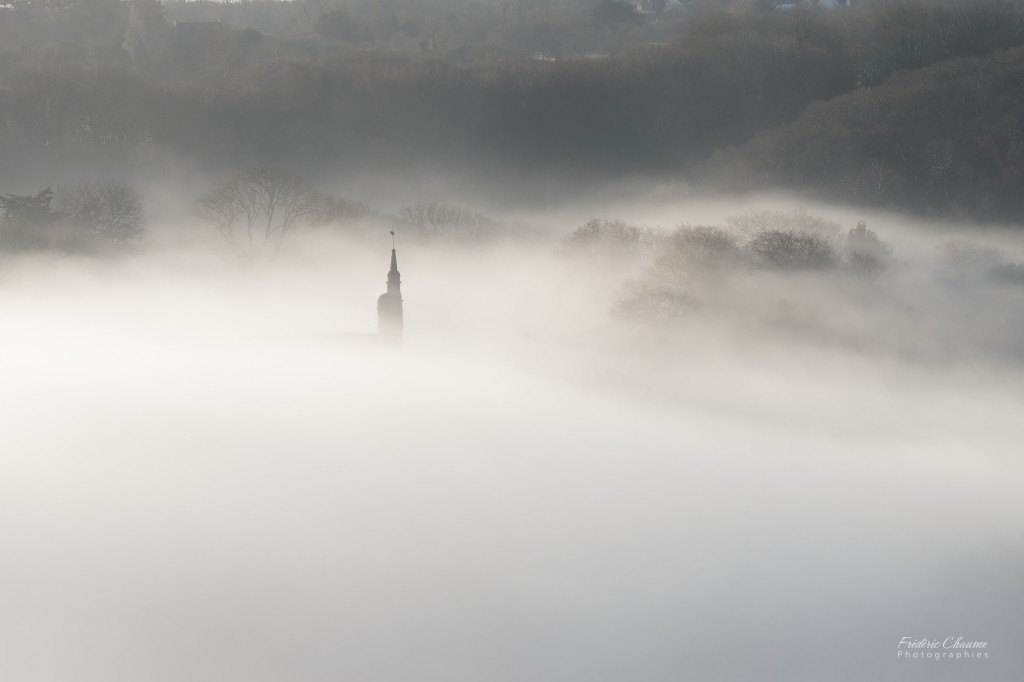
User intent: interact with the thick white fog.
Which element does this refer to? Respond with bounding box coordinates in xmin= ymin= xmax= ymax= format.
xmin=1 ymin=198 xmax=1022 ymax=682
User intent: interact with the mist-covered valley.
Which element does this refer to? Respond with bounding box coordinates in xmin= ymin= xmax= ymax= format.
xmin=2 ymin=186 xmax=1023 ymax=682
xmin=4 ymin=0 xmax=1024 ymax=679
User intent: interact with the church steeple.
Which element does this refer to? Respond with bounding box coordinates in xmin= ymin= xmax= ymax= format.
xmin=387 ymin=248 xmax=401 ymax=294
xmin=377 ymin=232 xmax=403 ymax=342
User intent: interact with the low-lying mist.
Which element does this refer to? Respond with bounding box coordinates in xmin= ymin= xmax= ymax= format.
xmin=1 ymin=195 xmax=1022 ymax=682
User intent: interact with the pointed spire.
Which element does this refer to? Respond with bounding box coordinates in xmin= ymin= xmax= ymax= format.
xmin=378 ymin=233 xmax=404 ymax=342
xmin=386 ymin=231 xmax=401 ymax=294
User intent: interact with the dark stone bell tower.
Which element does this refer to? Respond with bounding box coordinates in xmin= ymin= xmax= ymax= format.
xmin=377 ymin=237 xmax=403 ymax=343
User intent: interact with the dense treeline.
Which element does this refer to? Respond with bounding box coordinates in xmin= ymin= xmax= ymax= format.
xmin=0 ymin=181 xmax=144 ymax=254
xmin=1 ymin=0 xmax=1023 ymax=220
xmin=702 ymin=46 xmax=1024 ymax=221
xmin=0 ymin=11 xmax=860 ymax=173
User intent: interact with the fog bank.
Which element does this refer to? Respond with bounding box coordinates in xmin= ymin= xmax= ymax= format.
xmin=1 ymin=217 xmax=1022 ymax=681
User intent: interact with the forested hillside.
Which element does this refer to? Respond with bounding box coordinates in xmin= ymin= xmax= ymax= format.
xmin=702 ymin=46 xmax=1024 ymax=221
xmin=1 ymin=0 xmax=1022 ymax=220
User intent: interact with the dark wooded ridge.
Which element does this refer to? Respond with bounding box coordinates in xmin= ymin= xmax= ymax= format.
xmin=1 ymin=0 xmax=1022 ymax=221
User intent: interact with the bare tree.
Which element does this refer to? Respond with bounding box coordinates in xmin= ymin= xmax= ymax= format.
xmin=729 ymin=210 xmax=840 ymax=271
xmin=195 ymin=164 xmax=321 ymax=258
xmin=309 ymin=194 xmax=374 ymax=226
xmin=728 ymin=210 xmax=840 ymax=245
xmin=56 ymin=180 xmax=145 ymax=250
xmin=400 ymin=202 xmax=500 ymax=243
xmin=497 ymin=0 xmax=512 ymax=22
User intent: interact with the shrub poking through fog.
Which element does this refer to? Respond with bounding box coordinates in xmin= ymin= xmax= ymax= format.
xmin=653 ymin=225 xmax=740 ymax=279
xmin=747 ymin=229 xmax=837 ymax=270
xmin=728 ymin=210 xmax=840 ymax=242
xmin=730 ymin=210 xmax=840 ymax=271
xmin=612 ymin=283 xmax=696 ymax=324
xmin=940 ymin=239 xmax=1006 ymax=279
xmin=842 ymin=221 xmax=893 ymax=280
xmin=989 ymin=262 xmax=1024 ymax=286
xmin=562 ymin=219 xmax=660 ymax=258
xmin=938 ymin=239 xmax=1024 ymax=286
xmin=400 ymin=203 xmax=500 ymax=243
